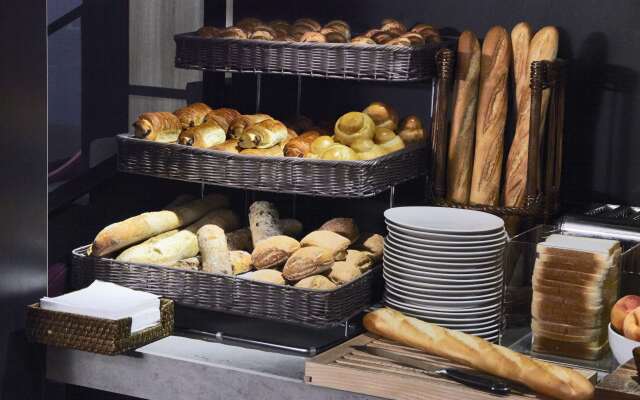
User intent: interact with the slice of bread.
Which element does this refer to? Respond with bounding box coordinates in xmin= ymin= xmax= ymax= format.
xmin=532 ymin=335 xmax=609 ymax=360
xmin=542 ymin=234 xmax=621 ymax=255
xmin=531 ymin=319 xmax=608 ymax=342
xmin=533 ymin=259 xmax=617 ymax=286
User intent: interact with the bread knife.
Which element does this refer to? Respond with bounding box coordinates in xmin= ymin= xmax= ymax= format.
xmin=352 ymin=345 xmax=510 ymax=395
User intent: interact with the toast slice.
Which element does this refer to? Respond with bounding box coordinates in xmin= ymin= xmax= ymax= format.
xmin=531 ymin=319 xmax=608 ymax=342
xmin=532 ymin=335 xmax=609 ymax=360
xmin=533 ymin=259 xmax=618 ymax=286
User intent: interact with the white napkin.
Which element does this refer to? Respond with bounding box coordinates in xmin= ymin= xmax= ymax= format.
xmin=41 ymin=281 xmax=161 ymax=333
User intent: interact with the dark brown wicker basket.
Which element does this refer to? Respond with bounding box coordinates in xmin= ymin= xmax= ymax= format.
xmin=175 ymin=33 xmax=444 ymax=81
xmin=26 ymin=298 xmax=174 ymax=355
xmin=117 ymin=134 xmax=427 ymax=198
xmin=71 ymin=245 xmax=382 ymax=329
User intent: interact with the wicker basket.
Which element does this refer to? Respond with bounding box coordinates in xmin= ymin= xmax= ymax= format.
xmin=71 ymin=245 xmax=383 ymax=329
xmin=175 ymin=33 xmax=444 ymax=81
xmin=117 ymin=134 xmax=427 ymax=198
xmin=26 ymin=299 xmax=174 ymax=355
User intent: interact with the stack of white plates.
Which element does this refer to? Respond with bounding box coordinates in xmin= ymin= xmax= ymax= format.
xmin=383 ymin=207 xmax=507 ymax=342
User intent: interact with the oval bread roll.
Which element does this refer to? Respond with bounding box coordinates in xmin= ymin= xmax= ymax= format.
xmin=283 ymin=246 xmax=334 ymax=281
xmin=197 ymin=224 xmax=232 ymax=275
xmin=329 ymin=261 xmax=362 ymax=284
xmin=345 ymin=249 xmax=373 ymax=272
xmin=319 ymin=218 xmax=360 ymax=243
xmin=354 ymin=233 xmax=384 ymax=261
xmin=243 ymin=269 xmax=285 ymax=285
xmin=300 ymin=230 xmax=350 ymax=261
xmin=279 ymin=218 xmax=304 ymax=238
xmin=295 ymin=275 xmax=337 ymax=290
xmin=251 ymin=235 xmax=301 ymax=269
xmin=230 ymin=250 xmax=253 ymax=275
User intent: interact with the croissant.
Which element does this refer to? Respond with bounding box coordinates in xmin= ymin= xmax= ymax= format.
xmin=371 ymin=31 xmax=397 ymax=44
xmin=363 ymin=102 xmax=399 ymax=130
xmin=334 ymin=112 xmax=375 ymax=146
xmin=239 ymin=119 xmax=288 ymax=149
xmin=386 ymin=37 xmax=412 ymax=47
xmin=293 ymin=18 xmax=322 ymax=32
xmin=300 ymin=31 xmax=326 ymax=43
xmin=269 ymin=20 xmax=290 ymax=33
xmin=174 ymin=102 xmax=212 ymax=129
xmin=219 ymin=27 xmax=248 ymax=39
xmin=324 ymin=20 xmax=351 ymax=39
xmin=229 ymin=114 xmax=272 ymax=139
xmin=178 ymin=120 xmax=226 ymax=148
xmin=398 ymin=115 xmax=426 ymax=143
xmin=284 ymin=131 xmax=320 ymax=157
xmin=210 ymin=139 xmax=239 ymax=153
xmin=240 ymin=146 xmax=284 ymax=157
xmin=249 ymin=25 xmax=276 ymax=40
xmin=351 ymin=36 xmax=376 ymax=45
xmin=204 ymin=108 xmax=241 ymax=132
xmin=320 ymin=28 xmax=347 ymax=43
xmin=381 ymin=18 xmax=407 ymax=33
xmin=235 ymin=18 xmax=262 ymax=32
xmin=133 ymin=112 xmax=182 ymax=142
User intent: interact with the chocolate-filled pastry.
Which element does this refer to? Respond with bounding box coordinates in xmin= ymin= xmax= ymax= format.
xmin=283 ymin=246 xmax=334 ymax=281
xmin=386 ymin=37 xmax=412 ymax=47
xmin=240 ymin=146 xmax=284 ymax=157
xmin=398 ymin=115 xmax=426 ymax=143
xmin=320 ymin=28 xmax=347 ymax=43
xmin=239 ymin=119 xmax=288 ymax=149
xmin=300 ymin=31 xmax=326 ymax=43
xmin=371 ymin=31 xmax=397 ymax=44
xmin=284 ymin=131 xmax=320 ymax=157
xmin=210 ymin=139 xmax=239 ymax=153
xmin=293 ymin=18 xmax=322 ymax=32
xmin=381 ymin=18 xmax=407 ymax=33
xmin=249 ymin=25 xmax=276 ymax=40
xmin=174 ymin=102 xmax=212 ymax=129
xmin=133 ymin=112 xmax=182 ymax=142
xmin=235 ymin=17 xmax=262 ymax=32
xmin=178 ymin=120 xmax=226 ymax=148
xmin=219 ymin=27 xmax=248 ymax=39
xmin=363 ymin=102 xmax=399 ymax=131
xmin=197 ymin=26 xmax=220 ymax=38
xmin=229 ymin=114 xmax=272 ymax=139
xmin=204 ymin=107 xmax=241 ymax=132
xmin=319 ymin=218 xmax=360 ymax=244
xmin=351 ymin=36 xmax=376 ymax=45
xmin=401 ymin=32 xmax=426 ymax=46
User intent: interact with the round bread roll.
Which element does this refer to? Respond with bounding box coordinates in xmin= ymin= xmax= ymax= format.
xmin=374 ymin=127 xmax=397 ymax=144
xmin=310 ymin=135 xmax=335 ymax=155
xmin=295 ymin=275 xmax=337 ymax=290
xmin=398 ymin=115 xmax=426 ymax=143
xmin=321 ymin=144 xmax=358 ymax=160
xmin=350 ymin=138 xmax=376 ymax=153
xmin=319 ymin=218 xmax=360 ymax=244
xmin=623 ymin=307 xmax=640 ymax=341
xmin=363 ymin=102 xmax=399 ymax=130
xmin=334 ymin=112 xmax=376 ymax=146
xmin=379 ymin=135 xmax=406 ymax=154
xmin=329 ymin=261 xmax=362 ymax=285
xmin=243 ymin=269 xmax=285 ymax=285
xmin=230 ymin=250 xmax=253 ymax=275
xmin=357 ymin=145 xmax=386 ymax=160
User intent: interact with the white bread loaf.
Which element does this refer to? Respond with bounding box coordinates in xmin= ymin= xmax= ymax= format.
xmin=363 ymin=308 xmax=594 ymax=400
xmin=197 ymin=224 xmax=232 ymax=274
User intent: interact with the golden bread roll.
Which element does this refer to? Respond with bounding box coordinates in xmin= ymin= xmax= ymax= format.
xmin=324 ymin=20 xmax=350 ymax=38
xmin=300 ymin=230 xmax=350 ymax=261
xmin=243 ymin=269 xmax=285 ymax=285
xmin=293 ymin=18 xmax=322 ymax=32
xmin=178 ymin=120 xmax=226 ymax=148
xmin=171 ymin=256 xmax=201 ymax=271
xmin=381 ymin=18 xmax=407 ymax=33
xmin=197 ymin=26 xmax=221 ymax=38
xmin=310 ymin=135 xmax=335 ymax=155
xmin=236 ymin=18 xmax=262 ymax=32
xmin=226 ymin=228 xmax=253 ymax=251
xmin=319 ymin=218 xmax=360 ymax=243
xmin=204 ymin=108 xmax=241 ymax=132
xmin=320 ymin=28 xmax=348 ymax=43
xmin=398 ymin=115 xmax=426 ymax=143
xmin=210 ymin=139 xmax=239 ymax=153
xmin=229 ymin=114 xmax=272 ymax=139
xmin=351 ymin=36 xmax=376 ymax=45
xmin=329 ymin=261 xmax=362 ymax=284
xmin=282 ymin=246 xmax=334 ymax=281
xmin=300 ymin=31 xmax=326 ymax=43
xmin=284 ymin=131 xmax=320 ymax=157
xmin=304 ymin=152 xmax=320 ymax=159
xmin=239 ymin=119 xmax=288 ymax=149
xmin=248 ymin=201 xmax=282 ymax=246
xmin=133 ymin=112 xmax=182 ymax=142
xmin=350 ymin=138 xmax=376 ymax=153
xmin=334 ymin=112 xmax=375 ymax=145
xmin=197 ymin=224 xmax=232 ymax=274
xmin=363 ymin=102 xmax=399 ymax=130
xmin=364 ymin=308 xmax=595 ymax=400
xmin=357 ymin=145 xmax=386 ymax=160
xmin=345 ymin=249 xmax=373 ymax=272
xmin=379 ymin=135 xmax=406 ymax=154
xmin=220 ymin=27 xmax=248 ymax=39
xmin=230 ymin=250 xmax=252 ymax=275
xmin=354 ymin=232 xmax=384 ymax=261
xmin=249 ymin=25 xmax=276 ymax=40
xmin=251 ymin=235 xmax=301 ymax=269
xmin=373 ymin=127 xmax=396 ymax=144
xmin=295 ymin=275 xmax=337 ymax=290
xmin=320 ymin=144 xmax=358 ymax=160
xmin=279 ymin=218 xmax=304 ymax=238
xmin=371 ymin=31 xmax=397 ymax=44
xmin=240 ymin=146 xmax=284 ymax=157
xmin=174 ymin=102 xmax=213 ymax=129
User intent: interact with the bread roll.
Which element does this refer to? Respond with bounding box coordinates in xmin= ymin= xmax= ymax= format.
xmin=230 ymin=250 xmax=252 ymax=275
xmin=226 ymin=228 xmax=253 ymax=251
xmin=295 ymin=275 xmax=337 ymax=290
xmin=133 ymin=112 xmax=181 ymax=142
xmin=310 ymin=136 xmax=335 ymax=155
xmin=92 ymin=194 xmax=228 ymax=256
xmin=325 ymin=20 xmax=351 ymax=39
xmin=447 ymin=31 xmax=481 ymax=204
xmin=239 ymin=119 xmax=288 ymax=149
xmin=251 ymin=235 xmax=301 ymax=269
xmin=334 ymin=112 xmax=375 ymax=146
xmin=354 ymin=233 xmax=384 ymax=261
xmin=211 ymin=139 xmax=239 ymax=153
xmin=363 ymin=102 xmax=399 ymax=130
xmin=171 ymin=256 xmax=201 ymax=271
xmin=398 ymin=115 xmax=425 ymax=144
xmin=345 ymin=249 xmax=373 ymax=272
xmin=319 ymin=218 xmax=359 ymax=243
xmin=219 ymin=27 xmax=248 ymax=39
xmin=364 ymin=308 xmax=594 ymax=400
xmin=329 ymin=261 xmax=362 ymax=284
xmin=249 ymin=201 xmax=282 ymax=246
xmin=197 ymin=224 xmax=232 ymax=274
xmin=197 ymin=26 xmax=220 ymax=38
xmin=381 ymin=18 xmax=406 ymax=33
xmin=401 ymin=32 xmax=425 ymax=46
xmin=243 ymin=269 xmax=285 ymax=285
xmin=178 ymin=120 xmax=226 ymax=148
xmin=282 ymin=246 xmax=334 ymax=281
xmin=174 ymin=102 xmax=212 ymax=129
xmin=469 ymin=26 xmax=511 ymax=206
xmin=300 ymin=230 xmax=350 ymax=261
xmin=378 ymin=135 xmax=405 ymax=154
xmin=204 ymin=108 xmax=241 ymax=132
xmin=116 ymin=229 xmax=199 ymax=266
xmin=351 ymin=36 xmax=376 ymax=45
xmin=300 ymin=31 xmax=326 ymax=43
xmin=293 ymin=18 xmax=322 ymax=32
xmin=229 ymin=114 xmax=272 ymax=139
xmin=164 ymin=194 xmax=196 ymax=209
xmin=240 ymin=146 xmax=284 ymax=157
xmin=320 ymin=144 xmax=358 ymax=160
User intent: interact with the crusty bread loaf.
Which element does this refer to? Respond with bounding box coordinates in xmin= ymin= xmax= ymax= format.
xmin=469 ymin=26 xmax=511 ymax=206
xmin=115 ymin=230 xmax=199 ymax=266
xmin=300 ymin=230 xmax=350 ymax=261
xmin=92 ymin=194 xmax=228 ymax=256
xmin=249 ymin=201 xmax=283 ymax=246
xmin=447 ymin=31 xmax=481 ymax=204
xmin=197 ymin=224 xmax=232 ymax=274
xmin=364 ymin=308 xmax=594 ymax=400
xmin=251 ymin=235 xmax=300 ymax=269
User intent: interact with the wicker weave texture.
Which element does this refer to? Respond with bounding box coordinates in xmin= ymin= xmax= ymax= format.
xmin=26 ymin=299 xmax=174 ymax=355
xmin=117 ymin=134 xmax=427 ymax=198
xmin=174 ymin=33 xmax=441 ymax=81
xmin=71 ymin=245 xmax=382 ymax=329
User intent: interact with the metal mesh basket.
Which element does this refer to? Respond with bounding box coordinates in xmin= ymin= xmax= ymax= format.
xmin=174 ymin=33 xmax=443 ymax=81
xmin=117 ymin=134 xmax=427 ymax=198
xmin=71 ymin=245 xmax=383 ymax=329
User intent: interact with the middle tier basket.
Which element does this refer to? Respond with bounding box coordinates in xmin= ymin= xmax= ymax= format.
xmin=71 ymin=245 xmax=383 ymax=329
xmin=117 ymin=134 xmax=427 ymax=198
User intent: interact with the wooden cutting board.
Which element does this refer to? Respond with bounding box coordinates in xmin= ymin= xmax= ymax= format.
xmin=596 ymin=359 xmax=640 ymax=400
xmin=305 ymin=333 xmax=597 ymax=400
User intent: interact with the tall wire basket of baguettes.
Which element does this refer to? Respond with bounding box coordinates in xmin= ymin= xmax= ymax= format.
xmin=430 ymin=31 xmax=567 ymax=236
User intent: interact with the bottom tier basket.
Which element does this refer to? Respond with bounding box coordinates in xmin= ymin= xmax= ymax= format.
xmin=71 ymin=245 xmax=382 ymax=329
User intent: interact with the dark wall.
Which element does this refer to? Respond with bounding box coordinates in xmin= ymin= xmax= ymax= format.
xmin=233 ymin=0 xmax=640 ymax=206
xmin=0 ymin=0 xmax=48 ymax=399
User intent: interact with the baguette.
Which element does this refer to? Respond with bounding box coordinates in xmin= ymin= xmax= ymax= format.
xmin=447 ymin=31 xmax=481 ymax=204
xmin=116 ymin=230 xmax=199 ymax=266
xmin=92 ymin=194 xmax=228 ymax=256
xmin=364 ymin=308 xmax=594 ymax=400
xmin=469 ymin=26 xmax=511 ymax=206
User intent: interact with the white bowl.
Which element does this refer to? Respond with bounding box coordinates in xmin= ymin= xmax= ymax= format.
xmin=609 ymin=323 xmax=640 ymax=364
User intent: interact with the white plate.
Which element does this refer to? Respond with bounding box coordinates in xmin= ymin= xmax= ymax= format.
xmin=388 ymin=234 xmax=507 ymax=252
xmin=383 ymin=255 xmax=503 ymax=274
xmin=384 ymin=243 xmax=503 ymax=263
xmin=383 ymin=295 xmax=501 ymax=322
xmin=388 ymin=230 xmax=508 ymax=247
xmin=384 ymin=207 xmax=505 ymax=234
xmin=384 ymin=261 xmax=502 ymax=283
xmin=386 ymin=302 xmax=502 ymax=330
xmin=387 ymin=223 xmax=506 ymax=242
xmin=383 ymin=268 xmax=503 ymax=290
xmin=383 ymin=292 xmax=501 ymax=307
xmin=383 ymin=272 xmax=502 ymax=296
xmin=384 ymin=252 xmax=502 ymax=268
xmin=386 ymin=237 xmax=505 ymax=258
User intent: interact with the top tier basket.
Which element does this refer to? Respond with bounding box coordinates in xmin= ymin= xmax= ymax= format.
xmin=174 ymin=33 xmax=444 ymax=81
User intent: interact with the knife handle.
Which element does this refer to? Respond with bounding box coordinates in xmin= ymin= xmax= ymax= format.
xmin=441 ymin=369 xmax=510 ymax=396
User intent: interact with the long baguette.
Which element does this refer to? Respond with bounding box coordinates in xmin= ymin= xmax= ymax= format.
xmin=469 ymin=26 xmax=511 ymax=206
xmin=364 ymin=308 xmax=594 ymax=400
xmin=92 ymin=194 xmax=229 ymax=256
xmin=446 ymin=31 xmax=481 ymax=204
